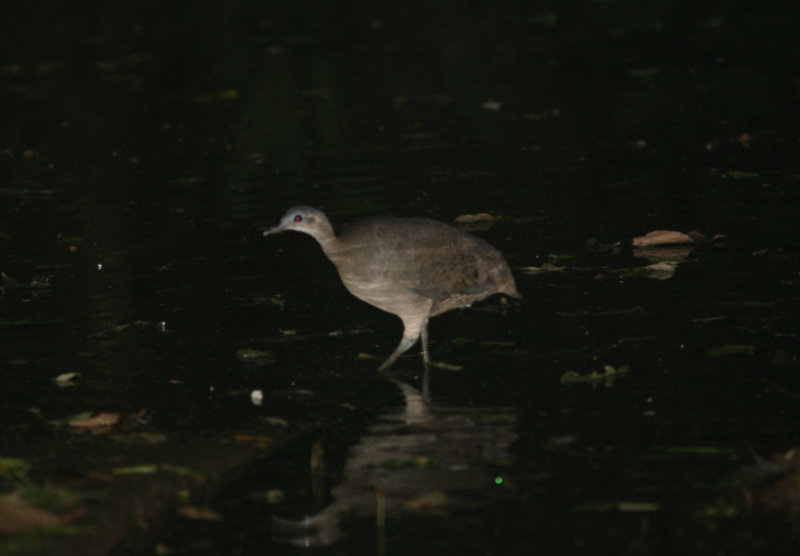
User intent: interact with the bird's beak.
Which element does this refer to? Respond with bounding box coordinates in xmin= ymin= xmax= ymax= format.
xmin=262 ymin=224 xmax=284 ymax=237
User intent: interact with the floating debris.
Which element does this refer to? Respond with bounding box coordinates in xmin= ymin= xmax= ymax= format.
xmin=53 ymin=372 xmax=80 ymax=388
xmin=707 ymin=344 xmax=755 ymax=357
xmin=236 ymin=348 xmax=274 ymax=366
xmin=519 ymin=263 xmax=565 ymax=275
xmin=560 ymin=364 xmax=631 ymax=387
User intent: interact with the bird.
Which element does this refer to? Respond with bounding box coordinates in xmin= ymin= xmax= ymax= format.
xmin=263 ymin=206 xmax=521 ymax=372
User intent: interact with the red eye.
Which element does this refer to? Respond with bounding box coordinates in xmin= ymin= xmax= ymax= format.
xmin=294 ymin=214 xmax=303 ymax=223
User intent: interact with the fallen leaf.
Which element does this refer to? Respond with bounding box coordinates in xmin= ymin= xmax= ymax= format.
xmin=708 ymin=344 xmax=755 ymax=357
xmin=112 ymin=464 xmax=159 ymax=475
xmin=53 ymin=372 xmax=81 ymax=387
xmin=632 ymin=230 xmax=695 ymax=248
xmin=262 ymin=416 xmax=290 ymax=427
xmin=560 ymin=365 xmax=631 ymax=386
xmin=726 ymin=170 xmax=758 ymax=180
xmin=519 ymin=263 xmax=565 ymax=275
xmin=191 ymin=89 xmax=238 ymax=103
xmin=233 ymin=433 xmax=273 ymax=443
xmin=112 ymin=464 xmax=203 ymax=480
xmin=617 ymin=501 xmax=661 ymax=512
xmin=265 ymin=489 xmax=285 ymax=504
xmin=69 ymin=412 xmax=120 ymax=434
xmin=236 ymin=348 xmax=274 ymax=365
xmin=454 ymin=213 xmax=498 ymax=224
xmin=738 ymin=132 xmax=752 ymax=147
xmin=177 ymin=505 xmax=223 ymax=521
xmin=431 ymin=361 xmax=463 ymax=371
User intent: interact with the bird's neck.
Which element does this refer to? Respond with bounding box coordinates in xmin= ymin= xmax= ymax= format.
xmin=317 ymin=235 xmax=340 ymax=259
xmin=304 ymin=219 xmax=336 ymax=245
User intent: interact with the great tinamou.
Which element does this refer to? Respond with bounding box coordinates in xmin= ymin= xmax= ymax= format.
xmin=264 ymin=206 xmax=521 ymax=371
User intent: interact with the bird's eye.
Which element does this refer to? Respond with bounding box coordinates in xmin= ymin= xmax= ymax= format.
xmin=294 ymin=214 xmax=303 ymax=223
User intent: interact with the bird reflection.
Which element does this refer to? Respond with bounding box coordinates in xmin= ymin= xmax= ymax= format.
xmin=272 ymin=380 xmax=517 ymax=547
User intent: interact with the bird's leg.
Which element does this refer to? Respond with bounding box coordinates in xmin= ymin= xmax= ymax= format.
xmin=377 ymin=336 xmax=417 ymax=372
xmin=377 ymin=310 xmax=429 ymax=372
xmin=420 ymin=319 xmax=430 ymax=365
xmin=420 ymin=319 xmax=431 ymax=404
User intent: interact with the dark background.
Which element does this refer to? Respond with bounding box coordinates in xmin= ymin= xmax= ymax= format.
xmin=2 ymin=1 xmax=800 ymax=554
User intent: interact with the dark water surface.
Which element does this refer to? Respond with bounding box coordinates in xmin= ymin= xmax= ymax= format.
xmin=2 ymin=1 xmax=800 ymax=554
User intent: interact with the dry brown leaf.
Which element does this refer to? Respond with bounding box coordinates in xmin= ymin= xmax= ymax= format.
xmin=454 ymin=213 xmax=498 ymax=224
xmin=177 ymin=505 xmax=223 ymax=521
xmin=632 ymin=230 xmax=694 ymax=248
xmin=738 ymin=132 xmax=752 ymax=147
xmin=69 ymin=412 xmax=120 ymax=434
xmin=454 ymin=213 xmax=501 ymax=231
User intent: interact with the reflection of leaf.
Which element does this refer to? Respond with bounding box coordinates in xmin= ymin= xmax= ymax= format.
xmin=0 ymin=457 xmax=31 ymax=479
xmin=379 ymin=457 xmax=450 ymax=470
xmin=634 ymin=244 xmax=695 ymax=262
xmin=404 ymin=490 xmax=448 ymax=510
xmin=15 ymin=482 xmax=105 ymax=510
xmin=0 ymin=497 xmax=61 ymax=534
xmin=111 ymin=320 xmax=151 ymax=333
xmin=576 ymin=501 xmax=661 ymax=512
xmin=644 ymin=261 xmax=678 ymax=280
xmin=112 ymin=432 xmax=168 ymax=445
xmin=708 ymin=344 xmax=755 ymax=356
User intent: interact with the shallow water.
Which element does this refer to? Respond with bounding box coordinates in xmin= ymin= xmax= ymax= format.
xmin=2 ymin=1 xmax=800 ymax=554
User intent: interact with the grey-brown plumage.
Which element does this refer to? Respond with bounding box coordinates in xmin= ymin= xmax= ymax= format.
xmin=264 ymin=206 xmax=521 ymax=371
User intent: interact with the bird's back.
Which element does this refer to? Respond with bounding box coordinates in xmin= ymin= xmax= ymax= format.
xmin=325 ymin=217 xmax=519 ymax=317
